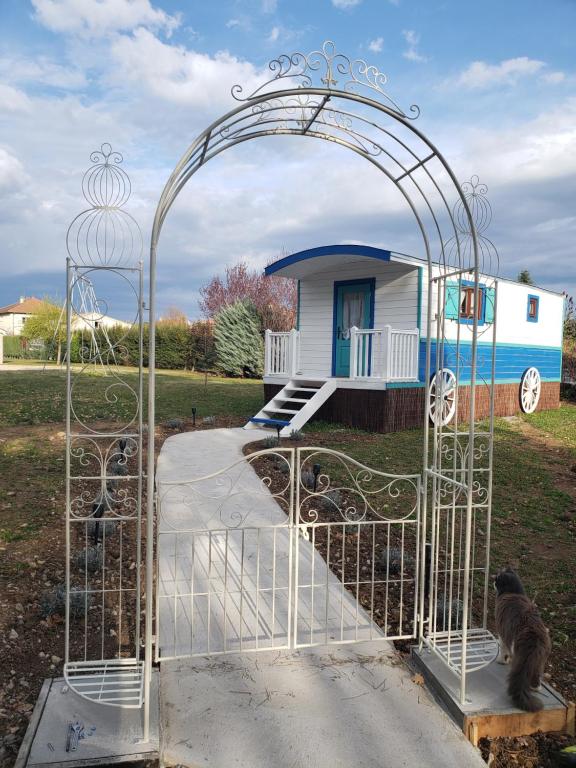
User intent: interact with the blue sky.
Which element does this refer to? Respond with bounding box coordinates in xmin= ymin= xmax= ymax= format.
xmin=0 ymin=0 xmax=575 ymax=318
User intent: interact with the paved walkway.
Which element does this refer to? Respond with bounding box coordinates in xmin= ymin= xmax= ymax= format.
xmin=156 ymin=428 xmax=486 ymax=768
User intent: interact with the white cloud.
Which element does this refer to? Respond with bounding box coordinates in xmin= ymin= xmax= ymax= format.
xmin=402 ymin=30 xmax=427 ymax=63
xmin=31 ymin=0 xmax=180 ymax=38
xmin=268 ymin=26 xmax=280 ymax=43
xmin=331 ymin=0 xmax=362 ymax=8
xmin=541 ymin=71 xmax=566 ymax=85
xmin=262 ymin=0 xmax=278 ymax=12
xmin=453 ymin=57 xmax=545 ymax=89
xmin=0 ymin=85 xmax=32 ymax=113
xmin=109 ymin=28 xmax=263 ymax=109
xmin=0 ymin=55 xmax=87 ymax=90
xmin=368 ymin=37 xmax=383 ymax=53
xmin=0 ymin=148 xmax=28 ymax=193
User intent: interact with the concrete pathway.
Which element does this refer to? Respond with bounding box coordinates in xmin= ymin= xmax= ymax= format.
xmin=156 ymin=428 xmax=486 ymax=768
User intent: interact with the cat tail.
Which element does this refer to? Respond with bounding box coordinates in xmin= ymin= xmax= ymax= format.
xmin=508 ymin=647 xmax=545 ymax=712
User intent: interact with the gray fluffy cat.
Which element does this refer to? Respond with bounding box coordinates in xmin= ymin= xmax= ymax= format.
xmin=495 ymin=567 xmax=551 ymax=712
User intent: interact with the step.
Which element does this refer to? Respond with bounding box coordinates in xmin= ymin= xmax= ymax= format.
xmin=286 ymin=386 xmax=321 ymax=392
xmin=249 ymin=417 xmax=291 ymax=427
xmin=264 ymin=408 xmax=299 ymax=415
xmin=281 ymin=397 xmax=309 ymax=403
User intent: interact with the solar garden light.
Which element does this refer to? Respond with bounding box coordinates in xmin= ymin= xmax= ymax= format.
xmin=276 ymin=425 xmax=281 ymax=445
xmin=312 ymin=463 xmax=321 ymax=492
xmin=191 ymin=406 xmax=197 ymax=426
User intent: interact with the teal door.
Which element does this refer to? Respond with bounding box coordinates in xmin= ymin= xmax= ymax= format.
xmin=333 ymin=280 xmax=374 ymax=377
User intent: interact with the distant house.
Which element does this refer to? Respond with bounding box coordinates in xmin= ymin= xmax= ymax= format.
xmin=71 ymin=312 xmax=130 ymax=332
xmin=0 ymin=296 xmax=45 ymax=336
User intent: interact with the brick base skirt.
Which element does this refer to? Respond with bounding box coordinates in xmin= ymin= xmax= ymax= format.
xmin=263 ymin=381 xmax=560 ymax=435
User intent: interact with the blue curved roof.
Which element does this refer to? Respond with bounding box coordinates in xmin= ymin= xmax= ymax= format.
xmin=265 ymin=244 xmax=392 ymax=276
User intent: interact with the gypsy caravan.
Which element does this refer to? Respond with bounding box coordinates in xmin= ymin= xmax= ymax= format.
xmin=245 ymin=244 xmax=563 ymax=435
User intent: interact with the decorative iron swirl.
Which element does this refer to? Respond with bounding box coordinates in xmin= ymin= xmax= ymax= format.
xmin=232 ymin=40 xmax=420 ymax=119
xmin=442 ymin=175 xmax=499 ymax=278
xmin=67 ymin=143 xmax=142 ymax=268
xmin=297 ymin=449 xmax=419 ymax=525
xmin=157 ymin=449 xmax=294 ymax=531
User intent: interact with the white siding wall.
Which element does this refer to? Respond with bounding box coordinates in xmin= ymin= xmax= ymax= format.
xmin=298 ymin=258 xmax=420 ymax=377
xmin=424 ymin=263 xmax=563 ymax=347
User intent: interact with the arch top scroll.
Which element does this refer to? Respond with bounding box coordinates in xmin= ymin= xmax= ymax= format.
xmin=231 ymin=39 xmax=420 ymax=119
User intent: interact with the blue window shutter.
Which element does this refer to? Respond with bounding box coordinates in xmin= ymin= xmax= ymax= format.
xmin=484 ymin=287 xmax=496 ymax=324
xmin=445 ymin=282 xmax=460 ymax=320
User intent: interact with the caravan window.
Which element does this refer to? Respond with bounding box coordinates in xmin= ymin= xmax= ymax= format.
xmin=527 ymin=294 xmax=539 ymax=323
xmin=460 ymin=286 xmax=483 ymax=321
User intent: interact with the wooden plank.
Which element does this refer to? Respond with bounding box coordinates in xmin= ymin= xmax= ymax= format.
xmin=463 ymin=704 xmax=569 ymax=744
xmin=567 ymin=701 xmax=575 ymax=737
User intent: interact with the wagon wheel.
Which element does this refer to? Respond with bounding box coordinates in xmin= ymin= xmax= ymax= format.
xmin=429 ymin=368 xmax=457 ymax=426
xmin=520 ymin=367 xmax=541 ymax=413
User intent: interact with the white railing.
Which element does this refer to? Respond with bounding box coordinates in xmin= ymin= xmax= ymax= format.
xmin=350 ymin=326 xmax=419 ymax=381
xmin=264 ymin=328 xmax=301 ymax=376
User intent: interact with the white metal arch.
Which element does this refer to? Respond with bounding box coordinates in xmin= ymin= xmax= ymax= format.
xmin=143 ymin=42 xmax=492 ymax=735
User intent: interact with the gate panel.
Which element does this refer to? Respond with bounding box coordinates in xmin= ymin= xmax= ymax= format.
xmin=294 ymin=448 xmax=421 ymax=647
xmin=156 ymin=448 xmax=294 ymax=660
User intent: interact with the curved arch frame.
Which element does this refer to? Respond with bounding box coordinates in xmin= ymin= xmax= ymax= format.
xmin=144 ymin=64 xmax=490 ymax=734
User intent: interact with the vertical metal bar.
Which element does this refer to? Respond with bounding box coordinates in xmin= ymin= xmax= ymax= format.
xmin=239 ymin=529 xmax=245 ymax=651
xmin=207 ymin=531 xmax=212 ymax=654
xmin=370 ymin=522 xmax=376 ymax=640
xmin=340 ymin=523 xmax=346 ymax=641
xmin=172 ymin=533 xmax=178 ymax=656
xmin=255 ymin=527 xmax=261 ymax=650
xmin=223 ymin=530 xmax=229 ymax=651
xmin=399 ymin=523 xmax=405 ymax=636
xmin=325 ymin=525 xmax=331 ymax=645
xmin=271 ymin=527 xmax=277 ymax=647
xmin=143 ymin=236 xmax=157 ymax=741
xmin=355 ymin=523 xmax=361 ymax=640
xmin=134 ymin=261 xmax=144 ymax=658
xmin=65 ymin=259 xmax=72 ymax=667
xmin=384 ymin=522 xmax=390 ymax=637
xmin=310 ymin=526 xmax=316 ymax=645
xmin=190 ymin=532 xmax=196 ymax=655
xmin=482 ymin=281 xmax=498 ymax=628
xmin=460 ymin=224 xmax=481 ymax=705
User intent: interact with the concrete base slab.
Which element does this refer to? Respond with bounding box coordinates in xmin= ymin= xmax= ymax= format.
xmin=412 ymin=646 xmax=572 ymax=744
xmin=17 ymin=673 xmax=159 ymax=768
xmin=160 ymin=641 xmax=486 ymax=768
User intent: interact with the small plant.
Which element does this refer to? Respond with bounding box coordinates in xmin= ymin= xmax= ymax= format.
xmin=434 ymin=595 xmax=465 ymax=630
xmin=321 ymin=489 xmax=342 ymax=511
xmin=86 ymin=517 xmax=118 ymax=541
xmin=202 ymin=415 xmax=216 ymax=425
xmin=301 ymin=469 xmax=315 ymax=489
xmin=164 ymin=417 xmax=185 ymax=430
xmin=74 ymin=546 xmax=103 ymax=574
xmin=40 ymin=585 xmax=90 ymax=619
xmin=274 ymin=455 xmax=290 ymax=474
xmin=378 ymin=547 xmax=416 ymax=576
xmin=289 ymin=429 xmax=304 ymax=442
xmin=263 ymin=435 xmax=279 ymax=449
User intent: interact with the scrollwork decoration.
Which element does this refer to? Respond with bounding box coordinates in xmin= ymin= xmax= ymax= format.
xmin=232 ymin=40 xmax=420 ymax=119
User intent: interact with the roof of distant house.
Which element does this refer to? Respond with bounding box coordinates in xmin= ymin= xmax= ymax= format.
xmin=0 ymin=297 xmax=45 ymax=315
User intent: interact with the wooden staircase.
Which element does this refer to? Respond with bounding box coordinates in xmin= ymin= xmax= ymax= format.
xmin=244 ymin=379 xmax=337 ymax=437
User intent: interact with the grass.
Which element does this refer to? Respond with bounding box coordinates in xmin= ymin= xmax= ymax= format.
xmin=0 ymin=368 xmax=264 ymax=427
xmin=523 ymin=401 xmax=576 ymax=449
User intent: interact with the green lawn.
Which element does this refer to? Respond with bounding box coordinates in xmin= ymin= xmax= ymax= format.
xmin=0 ymin=368 xmax=264 ymax=427
xmin=523 ymin=401 xmax=576 ymax=449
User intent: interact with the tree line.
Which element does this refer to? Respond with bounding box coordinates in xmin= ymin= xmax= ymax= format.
xmin=12 ymin=260 xmax=297 ymax=378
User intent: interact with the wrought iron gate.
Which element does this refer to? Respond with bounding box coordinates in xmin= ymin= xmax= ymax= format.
xmin=155 ymin=447 xmax=421 ymax=661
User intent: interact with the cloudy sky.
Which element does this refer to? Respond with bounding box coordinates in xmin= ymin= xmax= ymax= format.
xmin=0 ymin=0 xmax=575 ymax=318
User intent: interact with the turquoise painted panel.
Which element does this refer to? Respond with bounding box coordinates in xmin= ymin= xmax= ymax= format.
xmin=418 ymin=339 xmax=562 ymax=383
